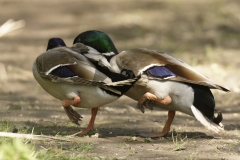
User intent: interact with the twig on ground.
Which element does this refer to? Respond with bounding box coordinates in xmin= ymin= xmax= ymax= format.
xmin=0 ymin=132 xmax=71 ymax=142
xmin=0 ymin=19 xmax=26 ymax=37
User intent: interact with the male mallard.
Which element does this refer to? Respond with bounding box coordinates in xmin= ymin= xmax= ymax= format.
xmin=33 ymin=38 xmax=136 ymax=135
xmin=73 ymin=30 xmax=229 ymax=138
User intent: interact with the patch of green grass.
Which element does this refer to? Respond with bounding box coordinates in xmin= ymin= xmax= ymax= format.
xmin=112 ymin=158 xmax=127 ymax=160
xmin=0 ymin=138 xmax=37 ymax=160
xmin=124 ymin=136 xmax=138 ymax=142
xmin=172 ymin=132 xmax=188 ymax=151
xmin=185 ymin=153 xmax=198 ymax=160
xmin=0 ymin=138 xmax=95 ymax=160
xmin=36 ymin=148 xmax=94 ymax=160
xmin=0 ymin=120 xmax=96 ymax=160
xmin=36 ymin=142 xmax=95 ymax=160
xmin=94 ymin=157 xmax=121 ymax=160
xmin=68 ymin=143 xmax=94 ymax=152
xmin=0 ymin=119 xmax=29 ymax=134
xmin=0 ymin=120 xmax=14 ymax=132
xmin=144 ymin=137 xmax=151 ymax=143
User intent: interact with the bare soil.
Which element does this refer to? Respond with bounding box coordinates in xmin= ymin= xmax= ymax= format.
xmin=0 ymin=1 xmax=240 ymax=159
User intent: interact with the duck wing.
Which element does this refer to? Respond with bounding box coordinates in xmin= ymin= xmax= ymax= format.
xmin=115 ymin=48 xmax=229 ymax=92
xmin=36 ymin=46 xmax=111 ymax=82
xmin=35 ymin=46 xmax=136 ymax=95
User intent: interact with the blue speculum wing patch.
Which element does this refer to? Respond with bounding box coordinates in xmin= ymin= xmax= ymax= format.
xmin=51 ymin=66 xmax=76 ymax=78
xmin=146 ymin=66 xmax=176 ymax=78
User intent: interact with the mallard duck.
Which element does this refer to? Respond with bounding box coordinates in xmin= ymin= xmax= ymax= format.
xmin=73 ymin=30 xmax=230 ymax=138
xmin=33 ymin=38 xmax=136 ymax=135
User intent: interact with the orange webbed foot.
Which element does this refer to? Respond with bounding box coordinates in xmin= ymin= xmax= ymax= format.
xmin=72 ymin=108 xmax=99 ymax=136
xmin=62 ymin=96 xmax=81 ymax=125
xmin=63 ymin=106 xmax=82 ymax=125
xmin=138 ymin=110 xmax=175 ymax=138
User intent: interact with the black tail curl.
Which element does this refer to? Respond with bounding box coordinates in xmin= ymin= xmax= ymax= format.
xmin=212 ymin=110 xmax=223 ymax=125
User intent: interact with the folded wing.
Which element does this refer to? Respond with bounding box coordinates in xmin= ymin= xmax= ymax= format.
xmin=116 ymin=48 xmax=229 ymax=92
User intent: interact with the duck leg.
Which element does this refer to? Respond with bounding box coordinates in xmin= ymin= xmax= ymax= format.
xmin=137 ymin=92 xmax=172 ymax=113
xmin=62 ymin=96 xmax=82 ymax=125
xmin=137 ymin=92 xmax=174 ymax=138
xmin=139 ymin=110 xmax=176 ymax=138
xmin=62 ymin=96 xmax=99 ymax=136
xmin=72 ymin=107 xmax=99 ymax=136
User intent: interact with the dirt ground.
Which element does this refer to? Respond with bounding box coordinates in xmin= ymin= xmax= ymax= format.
xmin=0 ymin=1 xmax=240 ymax=159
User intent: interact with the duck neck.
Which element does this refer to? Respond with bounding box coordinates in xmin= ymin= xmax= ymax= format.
xmin=101 ymin=52 xmax=116 ymax=62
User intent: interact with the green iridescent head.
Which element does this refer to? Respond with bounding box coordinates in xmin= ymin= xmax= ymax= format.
xmin=73 ymin=30 xmax=118 ymax=54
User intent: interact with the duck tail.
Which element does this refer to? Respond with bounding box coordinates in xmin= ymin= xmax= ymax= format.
xmin=212 ymin=110 xmax=224 ymax=128
xmin=191 ymin=105 xmax=224 ymax=133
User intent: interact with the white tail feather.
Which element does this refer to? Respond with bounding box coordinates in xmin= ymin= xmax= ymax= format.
xmin=191 ymin=105 xmax=224 ymax=133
